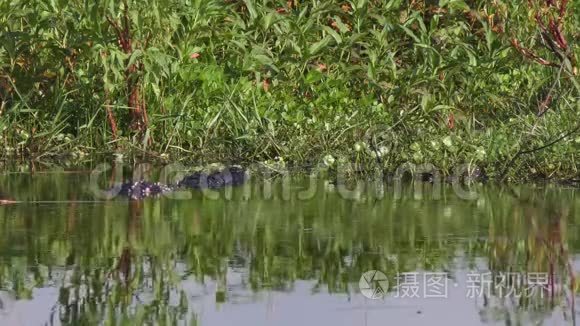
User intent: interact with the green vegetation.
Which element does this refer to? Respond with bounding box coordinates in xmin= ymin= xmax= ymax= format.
xmin=0 ymin=0 xmax=578 ymax=180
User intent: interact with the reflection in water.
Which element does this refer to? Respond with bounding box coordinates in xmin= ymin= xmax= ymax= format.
xmin=0 ymin=173 xmax=578 ymax=325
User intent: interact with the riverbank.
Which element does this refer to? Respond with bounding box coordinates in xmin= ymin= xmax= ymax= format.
xmin=1 ymin=1 xmax=578 ymax=180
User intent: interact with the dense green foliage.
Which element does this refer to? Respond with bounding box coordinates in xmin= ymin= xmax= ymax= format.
xmin=0 ymin=0 xmax=578 ymax=179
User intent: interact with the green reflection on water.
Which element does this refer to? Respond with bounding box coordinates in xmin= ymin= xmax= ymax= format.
xmin=0 ymin=173 xmax=578 ymax=325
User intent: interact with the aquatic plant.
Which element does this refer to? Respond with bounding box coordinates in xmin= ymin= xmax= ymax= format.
xmin=0 ymin=0 xmax=578 ymax=179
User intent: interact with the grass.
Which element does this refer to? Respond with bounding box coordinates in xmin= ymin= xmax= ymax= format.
xmin=0 ymin=0 xmax=579 ymax=180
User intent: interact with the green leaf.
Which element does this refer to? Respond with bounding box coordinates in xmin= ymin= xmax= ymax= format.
xmin=400 ymin=25 xmax=420 ymax=43
xmin=322 ymin=26 xmax=342 ymax=44
xmin=243 ymin=0 xmax=258 ymax=21
xmin=308 ymin=35 xmax=333 ymax=56
xmin=356 ymin=0 xmax=369 ymax=10
xmin=253 ymin=54 xmax=273 ymax=65
xmin=440 ymin=0 xmax=470 ymax=10
xmin=127 ymin=49 xmax=143 ymax=68
xmin=262 ymin=12 xmax=276 ymax=30
xmin=305 ymin=70 xmax=323 ymax=84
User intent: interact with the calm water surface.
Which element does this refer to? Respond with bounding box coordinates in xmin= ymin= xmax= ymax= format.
xmin=0 ymin=172 xmax=579 ymax=325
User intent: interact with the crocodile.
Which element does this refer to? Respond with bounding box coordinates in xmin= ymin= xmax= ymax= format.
xmin=109 ymin=166 xmax=248 ymax=200
xmin=177 ymin=166 xmax=246 ymax=189
xmin=0 ymin=191 xmax=17 ymax=205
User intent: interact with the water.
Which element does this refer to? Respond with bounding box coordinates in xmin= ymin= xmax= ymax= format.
xmin=0 ymin=172 xmax=579 ymax=325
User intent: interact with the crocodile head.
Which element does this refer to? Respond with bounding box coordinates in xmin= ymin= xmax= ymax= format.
xmin=0 ymin=191 xmax=16 ymax=205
